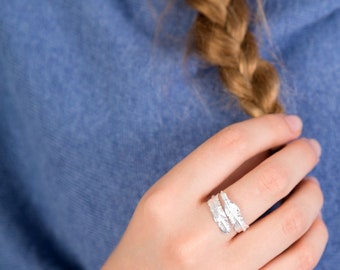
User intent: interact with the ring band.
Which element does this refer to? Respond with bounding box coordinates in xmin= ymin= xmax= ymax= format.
xmin=208 ymin=195 xmax=231 ymax=234
xmin=220 ymin=191 xmax=249 ymax=232
xmin=208 ymin=191 xmax=249 ymax=234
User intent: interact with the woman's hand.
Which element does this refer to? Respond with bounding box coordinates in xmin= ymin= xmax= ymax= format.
xmin=102 ymin=114 xmax=328 ymax=270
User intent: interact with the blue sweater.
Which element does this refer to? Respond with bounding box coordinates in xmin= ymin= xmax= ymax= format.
xmin=0 ymin=0 xmax=339 ymax=269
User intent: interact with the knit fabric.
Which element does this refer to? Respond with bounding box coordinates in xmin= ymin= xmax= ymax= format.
xmin=0 ymin=1 xmax=339 ymax=269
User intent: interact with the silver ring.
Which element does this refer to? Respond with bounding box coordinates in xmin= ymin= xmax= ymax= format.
xmin=208 ymin=195 xmax=231 ymax=234
xmin=219 ymin=191 xmax=249 ymax=232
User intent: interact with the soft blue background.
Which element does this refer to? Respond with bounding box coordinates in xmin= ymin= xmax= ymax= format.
xmin=0 ymin=0 xmax=339 ymax=269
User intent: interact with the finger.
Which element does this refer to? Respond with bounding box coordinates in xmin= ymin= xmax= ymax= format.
xmin=210 ymin=150 xmax=269 ymax=195
xmin=158 ymin=114 xmax=302 ymax=199
xmin=223 ymin=138 xmax=321 ymax=229
xmin=261 ymin=217 xmax=328 ymax=270
xmin=228 ymin=179 xmax=324 ymax=269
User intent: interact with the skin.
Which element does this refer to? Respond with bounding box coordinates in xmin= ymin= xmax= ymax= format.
xmin=102 ymin=114 xmax=328 ymax=270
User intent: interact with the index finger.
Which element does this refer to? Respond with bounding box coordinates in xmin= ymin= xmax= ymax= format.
xmin=160 ymin=114 xmax=302 ymax=200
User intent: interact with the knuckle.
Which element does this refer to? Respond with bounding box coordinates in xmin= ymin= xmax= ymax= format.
xmin=138 ymin=188 xmax=170 ymax=225
xmin=261 ymin=114 xmax=292 ymax=140
xmin=257 ymin=165 xmax=288 ymax=196
xmin=297 ymin=180 xmax=324 ymax=213
xmin=319 ymin=188 xmax=325 ymax=206
xmin=266 ymin=114 xmax=287 ymax=130
xmin=297 ymin=139 xmax=320 ymax=164
xmin=163 ymin=233 xmax=198 ymax=268
xmin=218 ymin=126 xmax=247 ymax=154
xmin=316 ymin=217 xmax=329 ymax=243
xmin=307 ymin=179 xmax=324 ymax=206
xmin=281 ymin=205 xmax=306 ymax=238
xmin=295 ymin=218 xmax=329 ymax=270
xmin=321 ymin=221 xmax=329 ymax=242
xmin=297 ymin=247 xmax=317 ymax=270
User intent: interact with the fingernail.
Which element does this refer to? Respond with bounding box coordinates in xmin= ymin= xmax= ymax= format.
xmin=308 ymin=139 xmax=322 ymax=157
xmin=284 ymin=115 xmax=303 ymax=132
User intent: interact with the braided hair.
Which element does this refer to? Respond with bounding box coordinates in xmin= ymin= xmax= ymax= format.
xmin=186 ymin=0 xmax=284 ymax=117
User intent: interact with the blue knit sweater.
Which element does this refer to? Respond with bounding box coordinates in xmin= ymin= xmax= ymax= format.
xmin=0 ymin=1 xmax=339 ymax=269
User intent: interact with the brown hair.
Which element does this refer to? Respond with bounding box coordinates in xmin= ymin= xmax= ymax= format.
xmin=185 ymin=0 xmax=284 ymax=117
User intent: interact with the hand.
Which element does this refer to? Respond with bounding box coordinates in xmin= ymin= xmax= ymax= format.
xmin=102 ymin=114 xmax=328 ymax=270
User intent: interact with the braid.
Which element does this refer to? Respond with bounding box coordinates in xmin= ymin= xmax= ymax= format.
xmin=186 ymin=0 xmax=284 ymax=117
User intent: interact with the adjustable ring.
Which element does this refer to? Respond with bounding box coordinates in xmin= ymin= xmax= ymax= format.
xmin=208 ymin=191 xmax=249 ymax=235
xmin=208 ymin=195 xmax=231 ymax=234
xmin=220 ymin=191 xmax=249 ymax=232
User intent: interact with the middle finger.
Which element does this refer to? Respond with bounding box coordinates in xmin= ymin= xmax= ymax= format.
xmin=202 ymin=137 xmax=321 ymax=240
xmin=222 ymin=138 xmax=320 ymax=229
